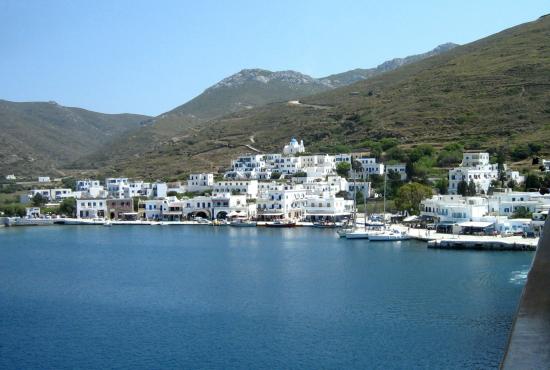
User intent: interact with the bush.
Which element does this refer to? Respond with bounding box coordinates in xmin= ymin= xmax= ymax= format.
xmin=336 ymin=162 xmax=351 ymax=177
xmin=510 ymin=144 xmax=530 ymax=161
xmin=380 ymin=138 xmax=399 ymax=151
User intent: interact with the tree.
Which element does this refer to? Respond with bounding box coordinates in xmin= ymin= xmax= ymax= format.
xmin=61 ymin=177 xmax=76 ymax=191
xmin=394 ymin=182 xmax=433 ymax=215
xmin=351 ymin=159 xmax=363 ymax=173
xmin=59 ymin=197 xmax=76 ymax=217
xmin=435 ymin=177 xmax=449 ymax=195
xmin=512 ymin=206 xmax=532 ymax=219
xmin=380 ymin=138 xmax=399 ymax=151
xmin=525 ymin=173 xmax=541 ymax=190
xmin=468 ymin=179 xmax=477 ymax=196
xmin=336 ymin=162 xmax=351 ymax=178
xmin=355 ymin=191 xmax=365 ymax=205
xmin=457 ymin=180 xmax=468 ymax=196
xmin=270 ymin=172 xmax=281 ymax=180
xmin=292 ymin=171 xmax=307 ymax=178
xmin=31 ymin=193 xmax=47 ymax=207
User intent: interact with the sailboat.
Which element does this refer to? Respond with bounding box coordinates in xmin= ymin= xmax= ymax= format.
xmin=344 ymin=172 xmax=381 ymax=239
xmin=368 ymin=172 xmax=409 ymax=241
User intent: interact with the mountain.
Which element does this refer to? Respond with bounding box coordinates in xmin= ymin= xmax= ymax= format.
xmin=318 ymin=43 xmax=458 ymax=88
xmin=85 ymin=15 xmax=550 ymax=180
xmin=167 ymin=69 xmax=332 ymax=121
xmin=163 ymin=45 xmax=459 ymax=121
xmin=0 ymin=100 xmax=150 ymax=176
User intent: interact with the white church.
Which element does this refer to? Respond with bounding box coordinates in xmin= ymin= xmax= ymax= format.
xmin=283 ymin=138 xmax=305 ymax=155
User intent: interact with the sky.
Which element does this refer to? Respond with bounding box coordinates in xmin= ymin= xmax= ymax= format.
xmin=0 ymin=0 xmax=548 ymax=116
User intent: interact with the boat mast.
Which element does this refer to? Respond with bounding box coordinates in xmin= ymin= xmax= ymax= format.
xmin=383 ymin=171 xmax=387 ymax=226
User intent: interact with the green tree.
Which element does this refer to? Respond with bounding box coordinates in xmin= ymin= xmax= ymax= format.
xmin=270 ymin=172 xmax=281 ymax=180
xmin=31 ymin=193 xmax=47 ymax=207
xmin=380 ymin=138 xmax=399 ymax=151
xmin=457 ymin=180 xmax=468 ymax=196
xmin=336 ymin=162 xmax=351 ymax=177
xmin=468 ymin=179 xmax=477 ymax=195
xmin=512 ymin=206 xmax=532 ymax=219
xmin=435 ymin=177 xmax=449 ymax=195
xmin=524 ymin=173 xmax=541 ymax=190
xmin=355 ymin=191 xmax=365 ymax=205
xmin=61 ymin=177 xmax=76 ymax=191
xmin=394 ymin=182 xmax=433 ymax=215
xmin=59 ymin=197 xmax=76 ymax=217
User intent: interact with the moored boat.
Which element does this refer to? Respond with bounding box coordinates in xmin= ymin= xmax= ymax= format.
xmin=229 ymin=219 xmax=257 ymax=227
xmin=266 ymin=220 xmax=296 ymax=228
xmin=368 ymin=229 xmax=410 ymax=241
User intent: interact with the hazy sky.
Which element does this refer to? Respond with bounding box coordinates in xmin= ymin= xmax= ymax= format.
xmin=1 ymin=0 xmax=548 ymax=116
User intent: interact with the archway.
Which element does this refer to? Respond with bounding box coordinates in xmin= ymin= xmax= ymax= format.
xmin=216 ymin=211 xmax=228 ymax=220
xmin=194 ymin=211 xmax=209 ymax=219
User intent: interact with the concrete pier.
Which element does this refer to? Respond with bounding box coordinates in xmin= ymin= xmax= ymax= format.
xmin=501 ymin=218 xmax=550 ymax=368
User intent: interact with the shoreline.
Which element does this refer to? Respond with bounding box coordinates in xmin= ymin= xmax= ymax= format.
xmin=1 ymin=218 xmax=539 ymax=251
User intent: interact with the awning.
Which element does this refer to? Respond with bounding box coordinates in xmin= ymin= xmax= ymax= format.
xmin=121 ymin=212 xmax=138 ymax=215
xmin=259 ymin=212 xmax=284 ymax=216
xmin=403 ymin=215 xmax=419 ymax=222
xmin=458 ymin=221 xmax=494 ymax=228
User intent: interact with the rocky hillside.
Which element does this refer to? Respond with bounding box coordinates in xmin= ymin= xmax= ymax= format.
xmin=319 ymin=43 xmax=458 ymax=88
xmin=0 ymin=100 xmax=149 ymax=177
xmin=167 ymin=69 xmax=332 ymax=121
xmin=84 ymin=15 xmax=550 ymax=180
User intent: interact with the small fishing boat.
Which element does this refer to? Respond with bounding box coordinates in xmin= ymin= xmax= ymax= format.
xmin=229 ymin=219 xmax=257 ymax=227
xmin=312 ymin=220 xmax=339 ymax=228
xmin=266 ymin=220 xmax=296 ymax=228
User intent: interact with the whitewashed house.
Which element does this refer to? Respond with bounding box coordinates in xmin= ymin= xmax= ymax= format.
xmin=77 ymin=199 xmax=107 ymax=219
xmin=447 ymin=152 xmax=523 ymax=194
xmin=187 ymin=173 xmax=214 ymax=192
xmin=5 ymin=174 xmax=16 ymax=180
xmin=226 ymin=155 xmax=267 ymax=179
xmin=38 ymin=176 xmax=50 ymax=183
xmin=356 ymin=158 xmax=384 ymax=177
xmin=212 ymin=180 xmax=259 ymax=198
xmin=487 ymin=191 xmax=550 ymax=217
xmin=211 ymin=194 xmax=256 ymax=219
xmin=256 ymin=184 xmax=307 ymax=220
xmin=105 ymin=178 xmax=129 ymax=198
xmin=304 ymin=194 xmax=353 ymax=222
xmin=386 ymin=163 xmax=407 ymax=180
xmin=420 ymin=195 xmax=488 ymax=223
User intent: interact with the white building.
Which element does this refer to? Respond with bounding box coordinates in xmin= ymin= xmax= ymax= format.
xmin=421 ymin=195 xmax=488 ymax=223
xmin=346 ymin=181 xmax=372 ymax=197
xmin=29 ymin=188 xmax=74 ymax=201
xmin=487 ymin=191 xmax=550 ymax=217
xmin=77 ymin=199 xmax=107 ymax=219
xmin=38 ymin=176 xmax=50 ymax=183
xmin=77 ymin=179 xmax=106 ymax=198
xmin=76 ymin=179 xmax=100 ymax=191
xmin=543 ymin=159 xmax=550 ymax=171
xmin=257 ymin=184 xmax=307 ymax=220
xmin=272 ymin=156 xmax=302 ymax=175
xmin=211 ymin=194 xmax=256 ymax=219
xmin=187 ymin=173 xmax=214 ymax=192
xmin=5 ymin=174 xmax=16 ymax=180
xmin=105 ymin=178 xmax=129 ymax=199
xmin=386 ymin=163 xmax=407 ymax=180
xmin=212 ymin=180 xmax=259 ymax=198
xmin=304 ymin=194 xmax=353 ymax=222
xmin=447 ymin=152 xmax=523 ymax=194
xmin=141 ymin=199 xmax=168 ymax=220
xmin=355 ymin=158 xmax=384 ymax=177
xmin=283 ymin=138 xmax=305 ymax=155
xmin=225 ymin=155 xmax=267 ymax=180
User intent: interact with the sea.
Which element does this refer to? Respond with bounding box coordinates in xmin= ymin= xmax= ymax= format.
xmin=0 ymin=225 xmax=533 ymax=369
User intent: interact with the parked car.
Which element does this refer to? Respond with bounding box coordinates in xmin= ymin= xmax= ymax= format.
xmin=501 ymin=230 xmax=513 ymax=237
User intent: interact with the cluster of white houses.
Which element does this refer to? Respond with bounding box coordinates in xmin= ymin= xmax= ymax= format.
xmin=19 ymin=139 xmax=548 ymax=231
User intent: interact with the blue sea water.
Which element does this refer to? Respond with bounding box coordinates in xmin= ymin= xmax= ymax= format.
xmin=0 ymin=226 xmax=533 ymax=369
